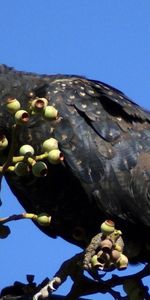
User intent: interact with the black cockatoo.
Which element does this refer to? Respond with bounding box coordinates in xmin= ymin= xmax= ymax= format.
xmin=0 ymin=65 xmax=150 ymax=283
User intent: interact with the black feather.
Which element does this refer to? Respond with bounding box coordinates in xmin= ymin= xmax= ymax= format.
xmin=1 ymin=65 xmax=150 ymax=261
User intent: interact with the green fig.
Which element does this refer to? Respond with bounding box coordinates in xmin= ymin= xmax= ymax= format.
xmin=14 ymin=162 xmax=29 ymax=176
xmin=31 ymin=97 xmax=48 ymax=112
xmin=100 ymin=220 xmax=115 ymax=235
xmin=48 ymin=149 xmax=64 ymax=164
xmin=6 ymin=98 xmax=21 ymax=113
xmin=91 ymin=255 xmax=101 ymax=268
xmin=32 ymin=161 xmax=48 ymax=177
xmin=43 ymin=106 xmax=58 ymax=120
xmin=36 ymin=213 xmax=51 ymax=226
xmin=42 ymin=138 xmax=58 ymax=153
xmin=0 ymin=135 xmax=8 ymax=150
xmin=15 ymin=110 xmax=29 ymax=124
xmin=116 ymin=253 xmax=128 ymax=270
xmin=19 ymin=145 xmax=35 ymax=156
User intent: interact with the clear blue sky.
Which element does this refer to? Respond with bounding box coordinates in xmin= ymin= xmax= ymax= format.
xmin=0 ymin=1 xmax=150 ymax=299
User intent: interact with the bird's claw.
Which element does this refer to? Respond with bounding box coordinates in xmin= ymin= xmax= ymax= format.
xmin=33 ymin=277 xmax=61 ymax=300
xmin=33 ymin=287 xmax=49 ymax=300
xmin=33 ymin=291 xmax=43 ymax=300
xmin=48 ymin=279 xmax=57 ymax=291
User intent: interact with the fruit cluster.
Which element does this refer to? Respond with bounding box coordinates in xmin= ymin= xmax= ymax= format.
xmin=90 ymin=220 xmax=128 ymax=271
xmin=0 ymin=97 xmax=64 ymax=177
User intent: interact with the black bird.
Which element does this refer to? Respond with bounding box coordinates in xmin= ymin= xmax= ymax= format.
xmin=0 ymin=64 xmax=150 ymax=265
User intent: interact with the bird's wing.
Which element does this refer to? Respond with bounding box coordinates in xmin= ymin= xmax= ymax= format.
xmin=1 ymin=68 xmax=150 ymax=245
xmin=44 ymin=77 xmax=150 ymax=225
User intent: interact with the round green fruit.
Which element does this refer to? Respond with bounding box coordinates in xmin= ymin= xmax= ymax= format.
xmin=32 ymin=161 xmax=48 ymax=177
xmin=100 ymin=220 xmax=115 ymax=235
xmin=36 ymin=213 xmax=51 ymax=226
xmin=19 ymin=145 xmax=35 ymax=156
xmin=42 ymin=138 xmax=58 ymax=152
xmin=31 ymin=97 xmax=48 ymax=112
xmin=116 ymin=253 xmax=128 ymax=270
xmin=14 ymin=162 xmax=29 ymax=176
xmin=15 ymin=110 xmax=29 ymax=124
xmin=48 ymin=149 xmax=63 ymax=164
xmin=43 ymin=106 xmax=58 ymax=120
xmin=91 ymin=255 xmax=100 ymax=268
xmin=6 ymin=98 xmax=21 ymax=113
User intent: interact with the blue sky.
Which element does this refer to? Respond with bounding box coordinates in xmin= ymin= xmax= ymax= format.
xmin=0 ymin=1 xmax=150 ymax=299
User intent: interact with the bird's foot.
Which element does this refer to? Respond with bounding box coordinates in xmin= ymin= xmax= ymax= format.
xmin=33 ymin=277 xmax=61 ymax=300
xmin=33 ymin=252 xmax=84 ymax=299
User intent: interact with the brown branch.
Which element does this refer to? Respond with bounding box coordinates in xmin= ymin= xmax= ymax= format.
xmin=70 ymin=264 xmax=150 ymax=297
xmin=55 ymin=252 xmax=150 ymax=294
xmin=36 ymin=248 xmax=150 ymax=299
xmin=0 ymin=213 xmax=36 ymax=224
xmin=106 ymin=263 xmax=150 ymax=288
xmin=0 ymin=295 xmax=91 ymax=300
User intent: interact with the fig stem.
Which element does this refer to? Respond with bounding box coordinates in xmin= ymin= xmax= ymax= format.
xmin=0 ymin=212 xmax=38 ymax=224
xmin=27 ymin=157 xmax=36 ymax=166
xmin=12 ymin=153 xmax=48 ymax=164
xmin=35 ymin=153 xmax=48 ymax=160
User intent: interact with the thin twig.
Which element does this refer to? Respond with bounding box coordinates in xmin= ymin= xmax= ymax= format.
xmin=0 ymin=213 xmax=36 ymax=224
